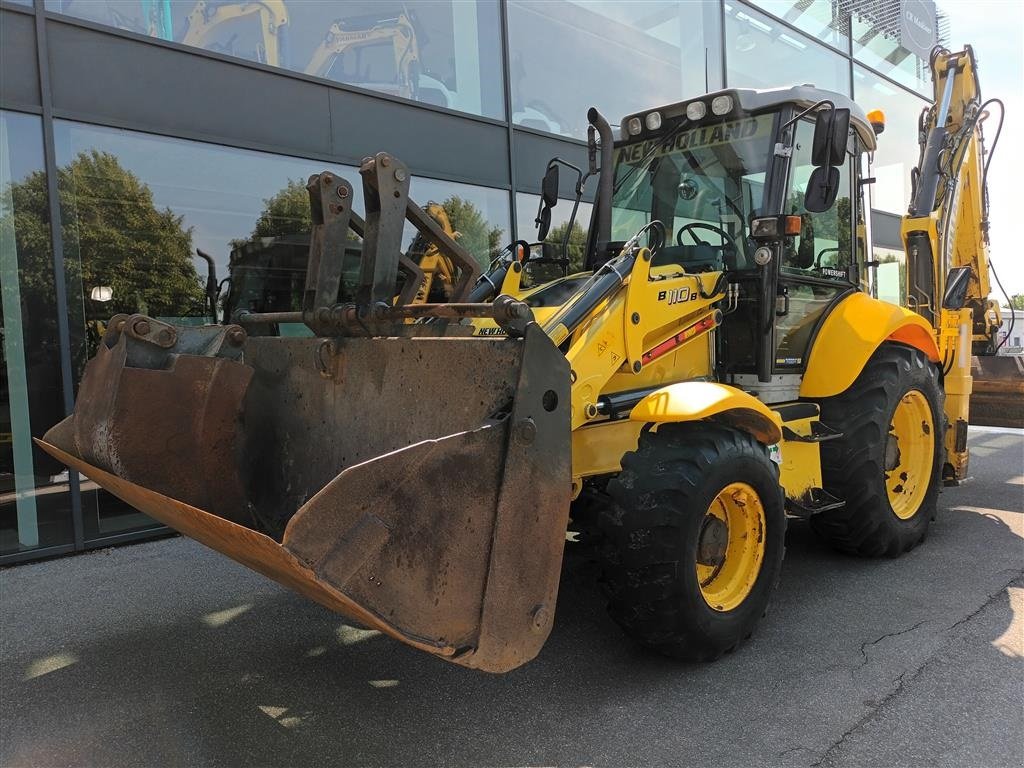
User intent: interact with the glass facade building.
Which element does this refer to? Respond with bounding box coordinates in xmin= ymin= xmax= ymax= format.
xmin=1 ymin=0 xmax=941 ymax=562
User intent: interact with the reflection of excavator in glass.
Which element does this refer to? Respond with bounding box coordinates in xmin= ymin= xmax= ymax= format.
xmin=97 ymin=1 xmax=439 ymax=105
xmin=217 ymin=199 xmax=465 ymax=327
xmin=303 ymin=9 xmax=422 ymax=100
xmin=180 ymin=0 xmax=289 ymax=66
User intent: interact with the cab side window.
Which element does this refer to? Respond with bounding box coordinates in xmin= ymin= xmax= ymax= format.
xmin=783 ymin=119 xmax=852 ymax=279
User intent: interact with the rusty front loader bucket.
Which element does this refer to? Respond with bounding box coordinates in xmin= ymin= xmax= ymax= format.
xmin=37 ymin=155 xmax=572 ymax=673
xmin=39 ymin=318 xmax=569 ymax=672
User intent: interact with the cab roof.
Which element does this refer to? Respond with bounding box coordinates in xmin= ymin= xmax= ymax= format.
xmin=619 ymin=84 xmax=877 ymax=151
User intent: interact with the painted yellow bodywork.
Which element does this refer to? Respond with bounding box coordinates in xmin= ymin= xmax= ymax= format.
xmin=570 ymin=420 xmax=643 ymax=479
xmin=897 ymin=47 xmax=991 ymax=482
xmin=629 ymin=382 xmax=782 ymax=445
xmin=774 ymin=415 xmax=822 ymax=502
xmin=800 ymin=292 xmax=939 ymax=398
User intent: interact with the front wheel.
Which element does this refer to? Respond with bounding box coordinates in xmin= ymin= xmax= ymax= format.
xmin=812 ymin=343 xmax=943 ymax=556
xmin=597 ymin=423 xmax=786 ymax=661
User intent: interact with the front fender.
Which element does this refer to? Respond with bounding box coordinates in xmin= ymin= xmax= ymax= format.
xmin=801 ymin=293 xmax=940 ymax=399
xmin=629 ymin=381 xmax=782 ymax=445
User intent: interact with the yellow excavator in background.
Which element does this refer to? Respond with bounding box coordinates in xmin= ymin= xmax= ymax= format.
xmin=38 ymin=43 xmax=1018 ymax=673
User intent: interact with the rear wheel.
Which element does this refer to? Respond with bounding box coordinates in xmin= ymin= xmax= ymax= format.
xmin=812 ymin=343 xmax=943 ymax=556
xmin=597 ymin=423 xmax=786 ymax=661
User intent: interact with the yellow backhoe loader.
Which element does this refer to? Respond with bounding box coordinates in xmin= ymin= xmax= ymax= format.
xmin=39 ymin=44 xmax=1013 ymax=671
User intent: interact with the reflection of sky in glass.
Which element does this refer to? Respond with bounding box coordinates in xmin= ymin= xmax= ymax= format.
xmin=725 ymin=2 xmax=850 ymax=95
xmin=45 ymin=0 xmax=505 ymax=119
xmin=508 ymin=0 xmax=720 ymax=138
xmin=745 ymin=0 xmax=848 ymax=51
xmin=852 ymin=66 xmax=928 ymax=214
xmin=54 ymin=121 xmax=510 ymax=275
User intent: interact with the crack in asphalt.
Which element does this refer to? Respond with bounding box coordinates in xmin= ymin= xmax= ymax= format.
xmin=810 ymin=570 xmax=1024 ymax=767
xmin=856 ymin=619 xmax=930 ymax=668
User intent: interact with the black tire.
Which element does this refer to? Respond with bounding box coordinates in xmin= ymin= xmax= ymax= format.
xmin=597 ymin=423 xmax=786 ymax=661
xmin=812 ymin=343 xmax=943 ymax=557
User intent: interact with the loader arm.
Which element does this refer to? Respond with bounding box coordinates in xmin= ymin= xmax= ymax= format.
xmin=899 ymin=45 xmax=1002 ymax=482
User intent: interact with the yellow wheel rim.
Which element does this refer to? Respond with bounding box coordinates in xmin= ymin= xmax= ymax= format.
xmin=885 ymin=390 xmax=935 ymax=520
xmin=696 ymin=482 xmax=766 ymax=612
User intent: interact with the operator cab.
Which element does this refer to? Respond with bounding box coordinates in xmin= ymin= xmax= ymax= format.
xmin=608 ymin=86 xmax=878 ymax=388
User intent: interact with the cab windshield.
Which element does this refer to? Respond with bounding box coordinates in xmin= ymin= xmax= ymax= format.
xmin=611 ymin=113 xmax=777 ymax=271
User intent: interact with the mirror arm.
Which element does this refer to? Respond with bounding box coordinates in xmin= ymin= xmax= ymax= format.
xmin=780 ymin=99 xmax=836 ymax=132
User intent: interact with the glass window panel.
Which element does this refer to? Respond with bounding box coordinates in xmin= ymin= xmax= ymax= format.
xmin=51 ymin=121 xmax=512 ymax=541
xmin=851 ymin=10 xmax=930 ymax=95
xmin=782 ymin=118 xmax=853 ymax=279
xmin=51 ymin=121 xmax=365 ymax=540
xmin=874 ymin=245 xmax=906 ymax=306
xmin=411 ymin=177 xmax=510 ymax=268
xmin=725 ymin=2 xmax=850 ymax=95
xmin=508 ymin=0 xmax=724 ymax=139
xmin=45 ymin=1 xmax=505 ymax=119
xmin=853 ymin=65 xmax=928 ymax=214
xmin=1 ymin=111 xmax=75 ymax=556
xmin=515 ymin=192 xmax=592 ymax=282
xmin=746 ymin=0 xmax=849 ymax=51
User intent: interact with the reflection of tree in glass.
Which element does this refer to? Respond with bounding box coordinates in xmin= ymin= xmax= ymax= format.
xmin=10 ymin=150 xmax=203 ymax=319
xmin=236 ymin=178 xmax=312 ymax=245
xmin=440 ymin=195 xmax=502 ymax=266
xmin=232 ymin=184 xmax=502 ymax=290
xmin=546 ymin=220 xmax=587 ymax=272
xmin=523 ymin=219 xmax=588 ymax=287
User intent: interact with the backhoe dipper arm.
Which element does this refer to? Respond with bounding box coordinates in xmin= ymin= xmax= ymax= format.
xmin=900 ymin=45 xmax=999 ymax=482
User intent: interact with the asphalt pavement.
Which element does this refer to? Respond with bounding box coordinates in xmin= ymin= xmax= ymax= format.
xmin=2 ymin=427 xmax=1022 ymax=767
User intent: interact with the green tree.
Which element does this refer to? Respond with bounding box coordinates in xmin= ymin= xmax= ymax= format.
xmin=441 ymin=195 xmax=503 ymax=265
xmin=1010 ymin=294 xmax=1024 ymax=310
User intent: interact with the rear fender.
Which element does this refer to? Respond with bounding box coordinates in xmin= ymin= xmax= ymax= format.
xmin=801 ymin=293 xmax=940 ymax=398
xmin=629 ymin=381 xmax=782 ymax=445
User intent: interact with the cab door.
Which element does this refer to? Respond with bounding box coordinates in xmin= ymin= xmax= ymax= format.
xmin=773 ymin=118 xmax=857 ymax=372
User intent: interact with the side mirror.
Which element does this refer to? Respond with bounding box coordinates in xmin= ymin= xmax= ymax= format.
xmin=811 ymin=107 xmax=850 ymax=167
xmin=942 ymin=266 xmax=973 ymax=310
xmin=541 ymin=164 xmax=559 ymax=208
xmin=804 ymin=166 xmax=840 ymax=213
xmin=535 ymin=205 xmax=552 ymax=241
xmin=535 ymin=163 xmax=560 ymax=240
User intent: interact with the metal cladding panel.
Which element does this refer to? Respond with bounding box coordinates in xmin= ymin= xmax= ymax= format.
xmin=513 ymin=128 xmax=593 ymax=201
xmin=328 ymin=88 xmax=509 ymax=186
xmin=45 ymin=19 xmax=331 ymax=155
xmin=1 ymin=10 xmax=40 ymax=108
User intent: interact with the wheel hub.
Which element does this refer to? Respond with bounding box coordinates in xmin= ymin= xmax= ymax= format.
xmin=695 ymin=483 xmax=766 ymax=612
xmin=697 ymin=515 xmax=729 ymax=566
